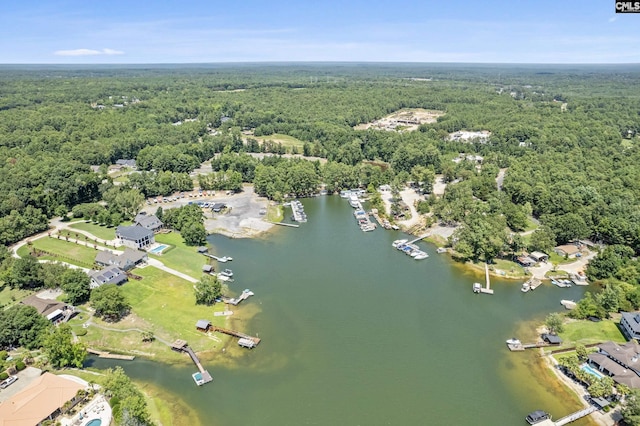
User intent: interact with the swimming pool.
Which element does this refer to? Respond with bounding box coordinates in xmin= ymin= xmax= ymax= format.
xmin=149 ymin=244 xmax=168 ymax=254
xmin=85 ymin=419 xmax=102 ymax=426
xmin=581 ymin=363 xmax=605 ymax=379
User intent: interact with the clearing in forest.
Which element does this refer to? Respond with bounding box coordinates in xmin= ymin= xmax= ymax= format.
xmin=354 ymin=108 xmax=445 ymax=132
xmin=244 ymin=133 xmax=306 ymax=149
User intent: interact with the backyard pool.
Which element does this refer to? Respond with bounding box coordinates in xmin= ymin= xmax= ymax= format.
xmin=149 ymin=244 xmax=168 ymax=255
xmin=84 ymin=419 xmax=101 ymax=426
xmin=580 ymin=363 xmax=605 ymax=380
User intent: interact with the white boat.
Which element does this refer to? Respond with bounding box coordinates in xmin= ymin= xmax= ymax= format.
xmin=521 ymin=282 xmax=530 ymax=292
xmin=348 ymin=194 xmax=361 ymax=208
xmin=392 ymin=239 xmax=408 ymax=248
xmin=219 ymin=269 xmax=233 ymax=278
xmin=473 ymin=282 xmax=482 ymax=293
xmin=561 ymin=300 xmax=577 ymax=310
xmin=506 ymin=338 xmax=522 ymax=346
xmin=436 ymin=247 xmax=447 ymax=254
xmin=413 ymin=252 xmax=428 ymax=260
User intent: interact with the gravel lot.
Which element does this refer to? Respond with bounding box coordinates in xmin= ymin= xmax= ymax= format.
xmin=141 ymin=185 xmax=273 ymax=238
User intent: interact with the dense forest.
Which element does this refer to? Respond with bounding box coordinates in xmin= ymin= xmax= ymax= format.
xmin=1 ymin=63 xmax=640 ymax=273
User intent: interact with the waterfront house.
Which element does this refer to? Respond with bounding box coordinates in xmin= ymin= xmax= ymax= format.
xmin=516 ymin=255 xmax=536 ymax=267
xmin=588 ymin=341 xmax=640 ymax=388
xmin=134 ymin=211 xmax=163 ymax=232
xmin=21 ymin=295 xmax=75 ymax=324
xmin=0 ymin=372 xmax=85 ymax=426
xmin=554 ymin=244 xmax=581 ymax=259
xmin=95 ymin=248 xmax=147 ymax=271
xmin=116 ymin=225 xmax=155 ymax=250
xmin=621 ymin=311 xmax=640 ymax=340
xmin=89 ymin=265 xmax=128 ymax=289
xmin=529 ymin=251 xmax=549 ymax=263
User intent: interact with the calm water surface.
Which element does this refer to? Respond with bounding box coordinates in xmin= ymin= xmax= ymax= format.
xmin=93 ymin=196 xmax=593 ymax=425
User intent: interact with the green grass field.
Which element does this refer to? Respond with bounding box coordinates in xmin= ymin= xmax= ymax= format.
xmin=0 ymin=286 xmax=33 ymax=309
xmin=151 ymin=233 xmax=206 ymax=279
xmin=20 ymin=237 xmax=99 ymax=268
xmin=69 ymin=221 xmax=117 ymax=241
xmin=559 ymin=319 xmax=626 ymax=346
xmin=255 ymin=133 xmax=305 ymax=148
xmin=266 ymin=204 xmax=283 ymax=222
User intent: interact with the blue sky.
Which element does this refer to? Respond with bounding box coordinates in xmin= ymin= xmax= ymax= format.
xmin=1 ymin=0 xmax=638 ymax=64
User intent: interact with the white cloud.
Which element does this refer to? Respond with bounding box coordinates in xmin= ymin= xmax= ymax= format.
xmin=54 ymin=48 xmax=123 ymax=56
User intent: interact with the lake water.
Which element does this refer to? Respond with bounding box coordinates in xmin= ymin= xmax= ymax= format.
xmin=92 ymin=196 xmax=594 ymax=425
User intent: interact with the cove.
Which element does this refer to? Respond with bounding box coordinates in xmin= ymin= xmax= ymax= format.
xmin=90 ymin=195 xmax=593 ymax=425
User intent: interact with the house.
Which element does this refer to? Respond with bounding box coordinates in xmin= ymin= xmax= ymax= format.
xmin=516 ymin=255 xmax=536 ymax=267
xmin=116 ymin=225 xmax=155 ymax=250
xmin=621 ymin=311 xmax=640 ymax=340
xmin=541 ymin=334 xmax=562 ymax=345
xmin=587 ymin=341 xmax=640 ymax=388
xmin=529 ymin=251 xmax=548 ymax=263
xmin=21 ymin=295 xmax=75 ymax=324
xmin=211 ymin=203 xmax=226 ymax=213
xmin=89 ymin=266 xmax=128 ymax=289
xmin=196 ymin=319 xmax=211 ymax=332
xmin=134 ymin=212 xmax=163 ymax=232
xmin=115 ymin=159 xmax=136 ymax=168
xmin=95 ymin=248 xmax=147 ymax=271
xmin=554 ymin=244 xmax=581 ymax=259
xmin=0 ymin=372 xmax=85 ymax=426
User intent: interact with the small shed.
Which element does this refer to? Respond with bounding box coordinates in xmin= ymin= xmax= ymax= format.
xmin=196 ymin=320 xmax=211 ymax=332
xmin=202 ymin=265 xmax=213 ymax=273
xmin=529 ymin=251 xmax=549 ymax=263
xmin=541 ymin=334 xmax=563 ymax=345
xmin=197 ymin=246 xmax=208 ymax=254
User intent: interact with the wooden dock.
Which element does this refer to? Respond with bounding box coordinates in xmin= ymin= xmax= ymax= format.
xmin=210 ymin=326 xmax=261 ymax=346
xmin=221 ymin=289 xmax=254 ymax=306
xmin=554 ymin=406 xmax=596 ymax=425
xmin=202 ymin=253 xmax=232 ymax=263
xmin=87 ymin=348 xmax=135 ymax=360
xmin=170 ymin=339 xmax=213 ymax=385
xmin=480 ymin=263 xmax=494 ymax=294
xmin=529 ymin=278 xmax=542 ymax=291
xmin=269 ymin=221 xmax=299 ymax=228
xmin=507 ymin=341 xmax=550 ymax=351
xmin=406 ymin=233 xmax=430 ymax=245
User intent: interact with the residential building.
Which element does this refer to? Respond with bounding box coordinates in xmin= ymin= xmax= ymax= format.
xmin=95 ymin=248 xmax=147 ymax=271
xmin=588 ymin=341 xmax=640 ymax=388
xmin=21 ymin=295 xmax=75 ymax=324
xmin=115 ymin=225 xmax=154 ymax=250
xmin=529 ymin=251 xmax=549 ymax=263
xmin=621 ymin=311 xmax=640 ymax=340
xmin=134 ymin=211 xmax=163 ymax=232
xmin=554 ymin=244 xmax=581 ymax=258
xmin=0 ymin=372 xmax=84 ymax=426
xmin=89 ymin=266 xmax=128 ymax=289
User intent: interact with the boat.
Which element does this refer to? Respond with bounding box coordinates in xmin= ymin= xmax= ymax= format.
xmin=413 ymin=252 xmax=428 ymax=260
xmin=506 ymin=338 xmax=522 ymax=346
xmin=561 ymin=299 xmax=577 ymax=310
xmin=473 ymin=283 xmax=482 ymax=293
xmin=525 ymin=410 xmax=551 ymax=425
xmin=392 ymin=239 xmax=408 ymax=248
xmin=348 ymin=194 xmax=361 ymax=208
xmin=390 ymin=225 xmax=400 ymax=230
xmin=219 ymin=269 xmax=233 ymax=278
xmin=521 ymin=282 xmax=530 ymax=292
xmin=436 ymin=247 xmax=447 ymax=254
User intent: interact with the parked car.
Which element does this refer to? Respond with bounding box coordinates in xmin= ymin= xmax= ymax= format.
xmin=0 ymin=375 xmax=18 ymax=389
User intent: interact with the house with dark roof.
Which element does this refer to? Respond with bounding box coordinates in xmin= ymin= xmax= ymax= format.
xmin=621 ymin=311 xmax=640 ymax=340
xmin=134 ymin=212 xmax=163 ymax=232
xmin=95 ymin=248 xmax=147 ymax=271
xmin=588 ymin=341 xmax=640 ymax=388
xmin=116 ymin=159 xmax=137 ymax=168
xmin=116 ymin=225 xmax=155 ymax=250
xmin=89 ymin=265 xmax=128 ymax=289
xmin=21 ymin=295 xmax=75 ymax=324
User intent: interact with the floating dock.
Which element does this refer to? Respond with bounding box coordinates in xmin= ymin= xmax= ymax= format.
xmin=171 ymin=339 xmax=213 ymax=386
xmin=222 ymin=289 xmax=254 ymax=305
xmin=290 ymin=200 xmax=307 ymax=222
xmin=269 ymin=221 xmax=299 ymax=228
xmin=476 ymin=263 xmax=494 ymax=294
xmin=507 ymin=341 xmax=550 ymax=351
xmin=210 ymin=326 xmax=261 ymax=347
xmin=202 ymin=253 xmax=232 ymax=263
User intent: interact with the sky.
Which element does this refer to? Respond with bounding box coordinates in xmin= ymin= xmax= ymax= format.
xmin=0 ymin=0 xmax=638 ymax=64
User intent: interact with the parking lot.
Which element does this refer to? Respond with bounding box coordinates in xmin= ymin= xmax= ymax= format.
xmin=141 ymin=185 xmax=273 ymax=238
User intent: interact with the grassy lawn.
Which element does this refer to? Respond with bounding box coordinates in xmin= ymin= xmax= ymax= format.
xmin=21 ymin=237 xmax=99 ymax=268
xmin=151 ymin=233 xmax=206 ymax=279
xmin=69 ymin=222 xmax=117 ymax=241
xmin=266 ymin=204 xmax=283 ymax=222
xmin=255 ymin=133 xmax=305 ymax=149
xmin=548 ymin=252 xmax=576 ymax=265
xmin=559 ymin=319 xmax=626 ymax=346
xmin=0 ymin=286 xmax=33 ymax=309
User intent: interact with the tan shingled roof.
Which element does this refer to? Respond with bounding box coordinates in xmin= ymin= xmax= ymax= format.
xmin=0 ymin=373 xmax=83 ymax=426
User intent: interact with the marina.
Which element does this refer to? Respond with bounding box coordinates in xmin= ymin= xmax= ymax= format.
xmin=290 ymin=200 xmax=307 ymax=222
xmin=391 ymin=238 xmax=429 ymax=260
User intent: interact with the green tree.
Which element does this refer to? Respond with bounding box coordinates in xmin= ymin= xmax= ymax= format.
xmin=90 ymin=284 xmax=130 ymax=322
xmin=575 ymin=344 xmax=588 ymax=362
xmin=60 ymin=268 xmax=91 ymax=305
xmin=5 ymin=255 xmax=43 ymax=289
xmin=528 ymin=226 xmax=556 ymax=253
xmin=623 ymin=388 xmax=640 ymax=426
xmin=194 ymin=275 xmax=222 ymax=305
xmin=0 ymin=305 xmax=50 ymax=349
xmin=103 ymin=366 xmax=153 ymax=425
xmin=544 ymin=312 xmax=564 ymax=334
xmin=181 ymin=221 xmax=207 ymax=246
xmin=42 ymin=324 xmax=86 ymax=368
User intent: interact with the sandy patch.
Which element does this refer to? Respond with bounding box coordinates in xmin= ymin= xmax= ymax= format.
xmin=355 ymin=108 xmax=444 ymax=132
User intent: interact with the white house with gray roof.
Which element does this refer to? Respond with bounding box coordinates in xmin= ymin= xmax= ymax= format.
xmin=621 ymin=311 xmax=640 ymax=340
xmin=95 ymin=248 xmax=148 ymax=271
xmin=116 ymin=225 xmax=155 ymax=250
xmin=89 ymin=265 xmax=128 ymax=288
